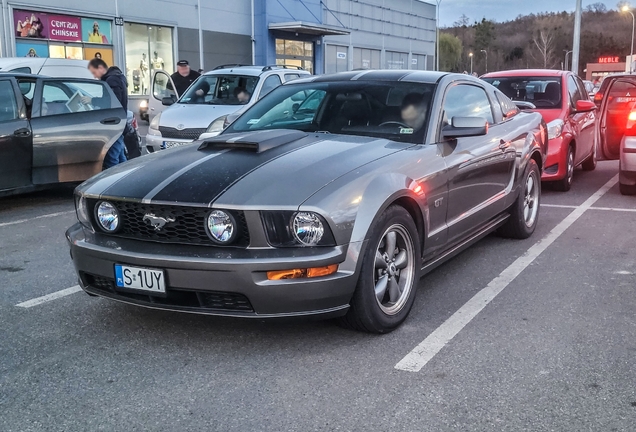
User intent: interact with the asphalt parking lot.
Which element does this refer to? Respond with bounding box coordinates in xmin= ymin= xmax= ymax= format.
xmin=1 ymin=161 xmax=635 ymax=431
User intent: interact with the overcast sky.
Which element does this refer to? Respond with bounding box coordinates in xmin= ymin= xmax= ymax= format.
xmin=432 ymin=0 xmax=610 ymax=27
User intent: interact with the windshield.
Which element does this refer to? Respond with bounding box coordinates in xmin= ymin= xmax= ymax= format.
xmin=179 ymin=74 xmax=259 ymax=105
xmin=224 ymin=81 xmax=435 ymax=143
xmin=482 ymin=76 xmax=562 ymax=109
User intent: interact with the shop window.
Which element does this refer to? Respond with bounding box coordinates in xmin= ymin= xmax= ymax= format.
xmin=353 ymin=48 xmax=380 ymax=70
xmin=325 ymin=45 xmax=348 ymax=74
xmin=275 ymin=39 xmax=314 ymax=74
xmin=124 ymin=22 xmax=174 ymax=96
xmin=386 ymin=51 xmax=408 ymax=70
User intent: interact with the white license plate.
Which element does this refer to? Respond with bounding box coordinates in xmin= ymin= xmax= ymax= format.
xmin=163 ymin=141 xmax=188 ymax=149
xmin=115 ymin=265 xmax=166 ymax=294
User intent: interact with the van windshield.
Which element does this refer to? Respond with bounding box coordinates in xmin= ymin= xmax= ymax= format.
xmin=179 ymin=75 xmax=259 ymax=106
xmin=482 ymin=76 xmax=563 ymax=109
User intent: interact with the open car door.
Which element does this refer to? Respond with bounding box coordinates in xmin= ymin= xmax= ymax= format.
xmin=148 ymin=70 xmax=177 ymax=122
xmin=27 ymin=77 xmax=125 ymax=184
xmin=0 ymin=77 xmax=32 ymax=193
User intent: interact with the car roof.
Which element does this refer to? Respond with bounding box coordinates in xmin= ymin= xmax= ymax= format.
xmin=288 ymin=69 xmax=456 ymax=85
xmin=599 ymin=73 xmax=636 ymax=80
xmin=482 ymin=69 xmax=568 ymax=78
xmin=205 ymin=65 xmax=311 ymax=77
xmin=0 ymin=71 xmax=42 ymax=79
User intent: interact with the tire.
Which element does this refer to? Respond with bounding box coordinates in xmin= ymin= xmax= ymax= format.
xmin=619 ymin=182 xmax=636 ymax=195
xmin=499 ymin=159 xmax=541 ymax=239
xmin=553 ymin=145 xmax=575 ymax=192
xmin=339 ymin=205 xmax=421 ymax=333
xmin=581 ymin=144 xmax=597 ymax=171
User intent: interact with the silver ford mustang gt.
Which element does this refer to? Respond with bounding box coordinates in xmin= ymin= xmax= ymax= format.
xmin=67 ymin=70 xmax=547 ymax=333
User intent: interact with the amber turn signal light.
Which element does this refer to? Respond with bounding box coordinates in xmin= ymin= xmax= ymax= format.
xmin=267 ymin=264 xmax=338 ymax=280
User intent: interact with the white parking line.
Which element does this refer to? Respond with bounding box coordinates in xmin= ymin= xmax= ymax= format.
xmin=0 ymin=210 xmax=75 ymax=228
xmin=16 ymin=285 xmax=82 ymax=308
xmin=395 ymin=175 xmax=619 ymax=373
xmin=542 ymin=204 xmax=636 ymax=212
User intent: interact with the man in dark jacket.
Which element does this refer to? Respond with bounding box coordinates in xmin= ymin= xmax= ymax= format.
xmin=169 ymin=60 xmax=201 ymax=96
xmin=84 ymin=58 xmax=128 ymax=169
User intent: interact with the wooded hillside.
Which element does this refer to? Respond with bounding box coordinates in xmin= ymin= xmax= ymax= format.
xmin=440 ymin=2 xmax=633 ymax=75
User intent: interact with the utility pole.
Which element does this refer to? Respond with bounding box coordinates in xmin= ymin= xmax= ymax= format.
xmin=571 ymin=0 xmax=582 ymax=75
xmin=436 ymin=0 xmax=443 ymax=71
xmin=197 ymin=0 xmax=204 ymax=70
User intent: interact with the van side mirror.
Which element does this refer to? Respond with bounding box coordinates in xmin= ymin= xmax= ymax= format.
xmin=162 ymin=96 xmax=175 ymax=106
xmin=442 ymin=116 xmax=488 ymax=139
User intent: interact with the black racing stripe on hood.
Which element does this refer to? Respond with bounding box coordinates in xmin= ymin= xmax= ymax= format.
xmin=149 ymin=135 xmax=325 ymax=204
xmin=101 ymin=145 xmax=217 ymax=199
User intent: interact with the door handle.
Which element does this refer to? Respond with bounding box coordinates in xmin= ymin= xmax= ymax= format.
xmin=100 ymin=117 xmax=122 ymax=125
xmin=499 ymin=140 xmax=510 ymax=151
xmin=13 ymin=127 xmax=31 ymax=137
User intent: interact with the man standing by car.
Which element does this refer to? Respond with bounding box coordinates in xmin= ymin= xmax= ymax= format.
xmin=170 ymin=60 xmax=201 ymax=96
xmin=83 ymin=58 xmax=128 ymax=169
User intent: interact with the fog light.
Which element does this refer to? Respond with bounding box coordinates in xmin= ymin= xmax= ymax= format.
xmin=267 ymin=264 xmax=338 ymax=280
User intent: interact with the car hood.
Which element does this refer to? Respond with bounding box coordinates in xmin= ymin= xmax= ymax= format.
xmin=78 ymin=130 xmax=411 ymax=208
xmin=159 ymin=103 xmax=242 ymax=129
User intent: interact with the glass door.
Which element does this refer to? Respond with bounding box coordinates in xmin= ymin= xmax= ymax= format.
xmin=275 ymin=39 xmax=314 ymax=74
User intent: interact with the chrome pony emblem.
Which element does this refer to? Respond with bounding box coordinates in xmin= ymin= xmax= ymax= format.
xmin=143 ymin=213 xmax=176 ymax=231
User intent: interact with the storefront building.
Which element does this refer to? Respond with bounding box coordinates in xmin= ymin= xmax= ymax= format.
xmin=0 ymin=0 xmax=436 ymax=107
xmin=585 ymin=56 xmax=628 ymax=82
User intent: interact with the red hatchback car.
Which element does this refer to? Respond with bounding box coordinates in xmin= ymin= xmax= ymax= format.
xmin=482 ymin=70 xmax=597 ymax=191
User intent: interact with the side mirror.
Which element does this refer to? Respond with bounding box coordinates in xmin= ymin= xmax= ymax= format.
xmin=515 ymin=101 xmax=536 ymax=110
xmin=162 ymin=96 xmax=175 ymax=106
xmin=575 ymin=99 xmax=596 ymax=112
xmin=442 ymin=116 xmax=488 ymax=139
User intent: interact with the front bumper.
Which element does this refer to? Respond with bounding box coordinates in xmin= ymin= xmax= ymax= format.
xmin=145 ymin=134 xmax=194 ymax=153
xmin=541 ymin=136 xmax=568 ymax=181
xmin=620 ymin=136 xmax=636 ymax=186
xmin=66 ymin=223 xmax=359 ymax=319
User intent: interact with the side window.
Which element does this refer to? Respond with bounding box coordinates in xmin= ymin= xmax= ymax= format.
xmin=0 ymin=80 xmax=19 ymax=122
xmin=442 ymin=84 xmax=494 ymax=127
xmin=153 ymin=71 xmax=175 ymax=101
xmin=575 ymin=77 xmax=588 ymax=100
xmin=41 ymin=81 xmax=109 ymax=116
xmin=259 ymin=74 xmax=282 ymax=99
xmin=284 ymin=73 xmax=301 ymax=82
xmin=10 ymin=67 xmax=31 ymax=74
xmin=567 ymin=76 xmax=582 ymax=107
xmin=495 ymin=91 xmax=519 ymax=119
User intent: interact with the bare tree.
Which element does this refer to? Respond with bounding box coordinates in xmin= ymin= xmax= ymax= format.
xmin=532 ymin=28 xmax=557 ymax=68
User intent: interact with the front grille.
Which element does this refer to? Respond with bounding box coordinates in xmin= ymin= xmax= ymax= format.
xmin=199 ymin=292 xmax=254 ymax=311
xmin=90 ymin=201 xmax=249 ymax=247
xmin=159 ymin=126 xmax=206 ymax=140
xmin=82 ymin=273 xmax=254 ymax=313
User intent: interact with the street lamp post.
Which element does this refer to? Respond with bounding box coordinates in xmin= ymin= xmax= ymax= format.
xmin=480 ymin=49 xmax=488 ymax=73
xmin=564 ymin=50 xmax=573 ymax=71
xmin=469 ymin=52 xmax=473 ymax=74
xmin=623 ymin=5 xmax=635 ymax=73
xmin=436 ymin=0 xmax=443 ymax=71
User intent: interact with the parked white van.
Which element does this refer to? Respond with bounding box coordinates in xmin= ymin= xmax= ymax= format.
xmin=0 ymin=58 xmax=92 ymax=79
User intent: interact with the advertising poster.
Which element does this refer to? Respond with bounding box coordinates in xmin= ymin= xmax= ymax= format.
xmin=13 ymin=10 xmax=48 ymax=38
xmin=82 ymin=18 xmax=112 ymax=44
xmin=47 ymin=15 xmax=82 ymax=42
xmin=16 ymin=40 xmax=48 ymax=58
xmin=84 ymin=47 xmax=114 ymax=65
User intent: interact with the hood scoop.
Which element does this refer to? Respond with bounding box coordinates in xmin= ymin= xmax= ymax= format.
xmin=198 ymin=129 xmax=308 ymax=153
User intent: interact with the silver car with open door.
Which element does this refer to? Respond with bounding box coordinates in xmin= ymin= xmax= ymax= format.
xmin=0 ymin=73 xmax=125 ymax=197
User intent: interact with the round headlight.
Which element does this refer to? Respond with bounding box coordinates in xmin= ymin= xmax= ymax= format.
xmin=292 ymin=212 xmax=324 ymax=246
xmin=207 ymin=210 xmax=236 ymax=244
xmin=95 ymin=201 xmax=119 ymax=232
